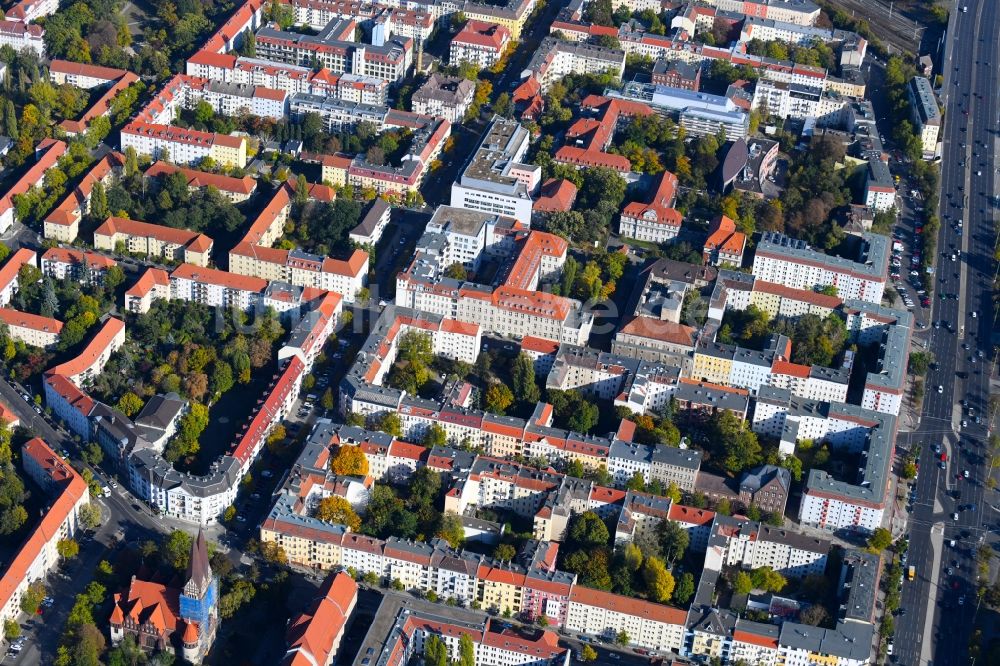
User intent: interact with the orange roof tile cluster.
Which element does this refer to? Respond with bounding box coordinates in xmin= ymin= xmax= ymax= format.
xmin=0 ymin=248 xmax=37 ymax=293
xmin=621 ymin=170 xmax=682 ymax=229
xmin=42 ymin=374 xmax=94 ymax=418
xmin=95 ymin=216 xmax=214 ymax=254
xmin=618 ymin=317 xmax=697 ymax=347
xmin=58 ymin=71 xmax=139 ymax=134
xmin=453 ymin=20 xmax=510 ymax=50
xmin=553 ymin=145 xmax=631 ymax=172
xmin=282 ymin=572 xmax=357 ymax=666
xmin=1 ymin=140 xmax=67 ymax=216
xmin=532 ymin=178 xmax=577 ymax=213
xmin=44 ymin=152 xmax=124 ymax=228
xmin=170 ymin=262 xmax=268 ymax=294
xmin=569 ymin=585 xmax=687 ymax=625
xmin=0 ymin=307 xmax=63 ymax=334
xmin=504 ymin=231 xmax=567 ymax=292
xmin=144 ymin=161 xmax=257 ymax=196
xmin=41 ymin=247 xmax=116 ymax=271
xmin=49 ymin=60 xmax=130 ymax=81
xmin=46 ymin=317 xmax=124 ymax=380
xmin=122 ymin=121 xmax=245 ymax=149
xmin=125 ymin=267 xmax=170 ymax=300
xmin=520 ymin=336 xmax=559 ymax=355
xmin=703 ymin=215 xmax=746 ymax=264
xmin=0 ymin=438 xmax=87 ymax=618
xmin=0 ymin=401 xmax=17 ymax=427
xmin=668 ymin=504 xmax=715 ymax=526
xmin=111 ymin=579 xmax=182 ymax=636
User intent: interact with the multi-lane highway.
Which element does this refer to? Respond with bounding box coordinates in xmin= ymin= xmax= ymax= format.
xmin=894 ymin=1 xmax=999 ymax=664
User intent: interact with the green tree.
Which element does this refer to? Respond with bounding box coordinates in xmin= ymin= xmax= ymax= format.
xmin=734 ymin=571 xmax=753 ymax=595
xmin=458 ymin=633 xmax=475 ymax=666
xmin=642 ymin=556 xmax=675 ymax=602
xmin=512 ymin=352 xmax=539 ymax=404
xmin=331 ymin=445 xmax=369 ymax=476
xmin=57 ymin=538 xmax=79 ymax=559
xmin=116 ymin=392 xmax=144 ymax=417
xmin=908 ymin=351 xmax=934 ymax=376
xmin=423 ymin=422 xmax=447 ymax=447
xmin=493 ymin=543 xmax=516 ymax=562
xmin=78 ymin=503 xmax=101 ymax=530
xmin=866 ymin=527 xmax=893 ymax=553
xmin=711 ymin=411 xmax=761 ymax=473
xmin=485 ymin=382 xmax=514 ymax=415
xmin=375 ymin=412 xmax=403 ymax=437
xmin=673 ymin=572 xmax=696 ymax=604
xmin=580 ymin=645 xmax=598 ymax=662
xmin=658 ymin=520 xmax=689 ymax=564
xmin=749 ymin=566 xmax=787 ymax=592
xmin=615 ymin=629 xmax=630 ymax=646
xmin=424 ymin=634 xmax=448 ymax=666
xmin=665 ymin=482 xmax=682 ymax=503
xmin=163 ymin=530 xmax=193 ymax=571
xmin=20 ymin=581 xmax=45 ymax=614
xmin=3 ymin=619 xmax=18 ymax=640
xmin=436 ymin=512 xmax=465 ymax=548
xmin=568 ymin=511 xmax=610 ymax=548
xmin=321 ymin=388 xmax=335 ymax=411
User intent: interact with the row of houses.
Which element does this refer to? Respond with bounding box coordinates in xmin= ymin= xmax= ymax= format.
xmin=44 ymin=260 xmax=343 ymax=525
xmin=259 ymin=420 xmax=872 ymax=664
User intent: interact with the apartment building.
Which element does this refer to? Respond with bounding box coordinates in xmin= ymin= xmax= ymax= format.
xmin=281 ymin=572 xmax=357 ymax=666
xmin=143 ymin=162 xmax=257 ymax=203
xmin=255 ymin=23 xmax=412 ymax=83
xmin=0 ymin=138 xmax=66 ymax=234
xmin=0 ymin=20 xmax=45 ymax=56
xmin=228 ymin=245 xmax=368 ymax=302
xmin=521 ymin=38 xmax=625 ymax=93
xmin=93 ymin=217 xmax=213 ymax=267
xmin=45 ymin=317 xmax=125 ymax=388
xmin=40 ymin=248 xmax=117 ymax=284
xmin=715 ymin=516 xmax=830 ymax=577
xmin=751 ymin=231 xmax=889 ymax=304
xmin=450 ymin=20 xmax=511 ymax=68
xmin=463 ymin=0 xmax=537 ymax=40
xmin=0 ymin=248 xmax=37 ymax=307
xmin=908 ymin=76 xmax=940 ymax=158
xmin=864 ymin=159 xmax=896 ymax=212
xmin=307 ymin=69 xmax=388 ymax=105
xmin=43 ymin=151 xmax=125 ymax=242
xmin=752 ymin=389 xmax=894 ymax=533
xmin=0 ymin=439 xmax=88 ymax=630
xmin=0 ymin=308 xmax=62 ymax=349
xmin=121 ymin=122 xmax=248 ymax=168
xmin=450 ymin=117 xmax=539 ymax=225
xmin=565 ymin=586 xmax=687 ymax=653
xmin=411 ymin=74 xmax=475 ymax=124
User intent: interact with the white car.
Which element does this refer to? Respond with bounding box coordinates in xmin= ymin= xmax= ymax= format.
xmin=938 ymin=385 xmax=944 ymax=393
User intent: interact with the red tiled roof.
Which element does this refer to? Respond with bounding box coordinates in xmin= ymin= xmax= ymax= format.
xmin=0 ymin=438 xmax=87 ymax=617
xmin=0 ymin=248 xmax=36 ymax=293
xmin=532 ymin=178 xmax=577 ymax=213
xmin=46 ymin=317 xmax=124 ymax=379
xmin=618 ymin=317 xmax=697 ymax=346
xmin=96 ymin=216 xmax=214 ymax=251
xmin=170 ymin=263 xmax=267 ymax=293
xmin=41 ymin=248 xmax=116 ymax=271
xmin=0 ymin=308 xmax=63 ymax=334
xmin=282 ymin=572 xmax=357 ymax=666
xmin=145 ymin=161 xmax=256 ymax=195
xmin=569 ymin=585 xmax=687 ymax=625
xmin=554 ymin=146 xmax=631 ymax=172
xmin=453 ymin=20 xmax=510 ymax=50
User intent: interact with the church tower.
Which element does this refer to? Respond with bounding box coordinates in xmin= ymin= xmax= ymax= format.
xmin=178 ymin=529 xmax=219 ymax=663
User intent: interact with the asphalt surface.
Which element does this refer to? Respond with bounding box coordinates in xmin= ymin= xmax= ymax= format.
xmin=893 ymin=2 xmax=999 ymax=664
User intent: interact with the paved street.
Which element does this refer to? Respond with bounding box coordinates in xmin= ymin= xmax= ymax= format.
xmin=893 ymin=1 xmax=1000 ymax=664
